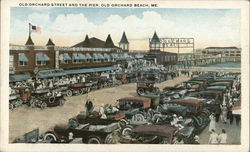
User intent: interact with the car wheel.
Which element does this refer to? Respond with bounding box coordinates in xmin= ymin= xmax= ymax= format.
xmin=9 ymin=103 xmax=14 ymax=110
xmin=79 ymin=88 xmax=85 ymax=94
xmin=40 ymin=102 xmax=47 ymax=110
xmin=132 ymin=113 xmax=145 ymax=122
xmin=68 ymin=118 xmax=79 ymax=128
xmin=87 ymin=137 xmax=101 ymax=144
xmin=30 ymin=101 xmax=36 ymax=108
xmin=137 ymin=88 xmax=144 ymax=95
xmin=66 ymin=90 xmax=73 ymax=97
xmin=105 ymin=133 xmax=113 ymax=144
xmin=43 ymin=133 xmax=57 ymax=143
xmin=122 ymin=127 xmax=133 ymax=138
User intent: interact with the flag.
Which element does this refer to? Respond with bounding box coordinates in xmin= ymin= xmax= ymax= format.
xmin=29 ymin=23 xmax=41 ymax=34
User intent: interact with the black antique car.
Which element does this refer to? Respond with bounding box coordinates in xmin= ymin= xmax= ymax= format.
xmin=68 ymin=111 xmax=125 ymax=128
xmin=66 ymin=82 xmax=92 ymax=97
xmin=43 ymin=123 xmax=119 ymax=144
xmin=31 ymin=94 xmax=66 ymax=109
xmin=136 ymin=81 xmax=160 ymax=95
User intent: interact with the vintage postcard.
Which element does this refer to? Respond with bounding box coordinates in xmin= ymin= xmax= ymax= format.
xmin=0 ymin=0 xmax=249 ymax=152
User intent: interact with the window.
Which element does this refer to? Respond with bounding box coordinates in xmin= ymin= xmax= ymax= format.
xmin=19 ymin=61 xmax=28 ymax=66
xmin=60 ymin=60 xmax=69 ymax=64
xmin=73 ymin=59 xmax=82 ymax=64
xmin=36 ymin=61 xmax=47 ymax=66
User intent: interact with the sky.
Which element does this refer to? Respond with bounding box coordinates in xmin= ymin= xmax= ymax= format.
xmin=10 ymin=7 xmax=241 ymax=52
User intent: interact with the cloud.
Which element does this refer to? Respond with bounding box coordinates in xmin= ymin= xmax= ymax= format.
xmin=10 ymin=10 xmax=240 ymax=50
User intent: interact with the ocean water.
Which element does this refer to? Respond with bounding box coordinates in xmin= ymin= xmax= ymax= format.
xmin=198 ymin=62 xmax=241 ymax=68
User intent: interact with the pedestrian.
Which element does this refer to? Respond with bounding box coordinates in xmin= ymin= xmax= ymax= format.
xmin=220 ymin=104 xmax=228 ymax=123
xmin=218 ymin=129 xmax=227 ymax=144
xmin=208 ymin=129 xmax=218 ymax=144
xmin=215 ymin=104 xmax=221 ymax=122
xmin=209 ymin=113 xmax=216 ymax=132
xmin=235 ymin=114 xmax=241 ymax=126
xmin=227 ymin=108 xmax=234 ymax=124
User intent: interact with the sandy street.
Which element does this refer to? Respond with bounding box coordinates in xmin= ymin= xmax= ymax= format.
xmin=9 ymin=75 xmax=190 ymax=142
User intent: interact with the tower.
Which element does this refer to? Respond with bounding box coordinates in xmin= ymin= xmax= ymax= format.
xmin=119 ymin=31 xmax=129 ymax=52
xmin=25 ymin=35 xmax=34 ymax=48
xmin=149 ymin=31 xmax=161 ymax=51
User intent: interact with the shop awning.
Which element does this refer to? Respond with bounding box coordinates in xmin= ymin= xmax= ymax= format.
xmin=18 ymin=53 xmax=28 ymax=62
xmin=86 ymin=53 xmax=92 ymax=59
xmin=104 ymin=54 xmax=110 ymax=59
xmin=65 ymin=66 xmax=118 ymax=75
xmin=73 ymin=53 xmax=86 ymax=60
xmin=37 ymin=69 xmax=67 ymax=78
xmin=93 ymin=53 xmax=100 ymax=59
xmin=36 ymin=53 xmax=50 ymax=61
xmin=9 ymin=74 xmax=32 ymax=82
xmin=111 ymin=53 xmax=119 ymax=59
xmin=63 ymin=53 xmax=71 ymax=60
xmin=98 ymin=53 xmax=105 ymax=59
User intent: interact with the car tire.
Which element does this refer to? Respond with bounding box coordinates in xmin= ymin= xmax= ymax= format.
xmin=40 ymin=102 xmax=47 ymax=110
xmin=137 ymin=88 xmax=144 ymax=95
xmin=133 ymin=113 xmax=145 ymax=122
xmin=79 ymin=88 xmax=85 ymax=94
xmin=66 ymin=90 xmax=73 ymax=97
xmin=104 ymin=133 xmax=113 ymax=144
xmin=49 ymin=96 xmax=55 ymax=103
xmin=43 ymin=133 xmax=57 ymax=143
xmin=87 ymin=136 xmax=102 ymax=144
xmin=122 ymin=127 xmax=133 ymax=138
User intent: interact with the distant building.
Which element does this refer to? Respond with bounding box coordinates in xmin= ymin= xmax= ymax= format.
xmin=203 ymin=47 xmax=241 ymax=57
xmin=144 ymin=32 xmax=177 ymax=66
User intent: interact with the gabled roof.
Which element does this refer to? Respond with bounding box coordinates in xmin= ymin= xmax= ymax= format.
xmin=150 ymin=31 xmax=160 ymax=43
xmin=25 ymin=36 xmax=34 ymax=45
xmin=72 ymin=35 xmax=120 ymax=49
xmin=119 ymin=32 xmax=129 ymax=44
xmin=104 ymin=34 xmax=115 ymax=48
xmin=46 ymin=38 xmax=55 ymax=46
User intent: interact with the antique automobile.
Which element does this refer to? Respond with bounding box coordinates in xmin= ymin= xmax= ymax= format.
xmin=120 ymin=125 xmax=195 ymax=144
xmin=115 ymin=72 xmax=128 ymax=84
xmin=68 ymin=111 xmax=125 ymax=128
xmin=66 ymin=82 xmax=92 ymax=97
xmin=182 ymin=80 xmax=205 ymax=91
xmin=115 ymin=97 xmax=152 ymax=119
xmin=136 ymin=81 xmax=160 ymax=95
xmin=208 ymin=82 xmax=233 ymax=89
xmin=43 ymin=123 xmax=119 ymax=144
xmin=31 ymin=93 xmax=66 ymax=109
xmin=206 ymin=86 xmax=228 ymax=93
xmin=9 ymin=87 xmax=33 ymax=110
xmin=168 ymin=99 xmax=210 ymax=133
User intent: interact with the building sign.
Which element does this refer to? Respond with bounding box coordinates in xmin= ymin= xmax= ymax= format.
xmin=149 ymin=38 xmax=194 ymax=53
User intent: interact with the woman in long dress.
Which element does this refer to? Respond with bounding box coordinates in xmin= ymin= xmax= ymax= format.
xmin=209 ymin=114 xmax=216 ymax=132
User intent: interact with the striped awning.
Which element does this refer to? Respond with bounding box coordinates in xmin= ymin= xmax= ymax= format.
xmin=73 ymin=53 xmax=86 ymax=60
xmin=65 ymin=66 xmax=118 ymax=75
xmin=86 ymin=53 xmax=92 ymax=59
xmin=98 ymin=53 xmax=105 ymax=59
xmin=111 ymin=53 xmax=119 ymax=59
xmin=104 ymin=54 xmax=110 ymax=59
xmin=9 ymin=74 xmax=31 ymax=82
xmin=93 ymin=53 xmax=101 ymax=59
xmin=18 ymin=53 xmax=28 ymax=62
xmin=63 ymin=53 xmax=71 ymax=60
xmin=36 ymin=53 xmax=50 ymax=61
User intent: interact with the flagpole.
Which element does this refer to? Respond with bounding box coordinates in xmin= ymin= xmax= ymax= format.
xmin=29 ymin=23 xmax=31 ymax=36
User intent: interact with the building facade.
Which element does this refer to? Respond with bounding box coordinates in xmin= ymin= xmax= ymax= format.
xmin=202 ymin=47 xmax=241 ymax=57
xmin=9 ymin=33 xmax=129 ymax=76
